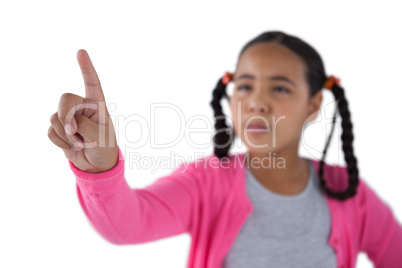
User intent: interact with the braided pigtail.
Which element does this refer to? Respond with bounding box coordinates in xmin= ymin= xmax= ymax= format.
xmin=318 ymin=80 xmax=360 ymax=201
xmin=209 ymin=74 xmax=234 ymax=159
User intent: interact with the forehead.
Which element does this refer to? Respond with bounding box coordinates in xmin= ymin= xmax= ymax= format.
xmin=235 ymin=42 xmax=306 ymax=80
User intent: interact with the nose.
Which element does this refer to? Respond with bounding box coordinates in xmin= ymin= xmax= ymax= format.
xmin=247 ymin=98 xmax=269 ymax=114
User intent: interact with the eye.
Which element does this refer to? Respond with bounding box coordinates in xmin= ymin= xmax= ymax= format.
xmin=237 ymin=85 xmax=251 ymax=91
xmin=274 ymin=86 xmax=290 ymax=93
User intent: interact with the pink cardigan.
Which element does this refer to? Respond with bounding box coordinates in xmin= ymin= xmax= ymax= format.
xmin=69 ymin=147 xmax=402 ymax=268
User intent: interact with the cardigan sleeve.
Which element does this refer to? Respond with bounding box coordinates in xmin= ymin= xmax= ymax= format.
xmin=68 ymin=146 xmax=200 ymax=245
xmin=358 ymin=178 xmax=402 ymax=267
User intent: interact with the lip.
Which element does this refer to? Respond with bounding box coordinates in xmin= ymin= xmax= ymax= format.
xmin=246 ymin=121 xmax=270 ymax=132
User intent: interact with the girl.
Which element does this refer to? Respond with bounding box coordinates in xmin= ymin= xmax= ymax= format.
xmin=48 ymin=31 xmax=402 ymax=267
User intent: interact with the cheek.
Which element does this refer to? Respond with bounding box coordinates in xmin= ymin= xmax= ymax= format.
xmin=277 ymin=101 xmax=294 ymax=114
xmin=275 ymin=105 xmax=308 ymax=133
xmin=229 ymin=98 xmax=239 ymax=118
xmin=278 ymin=101 xmax=305 ymax=118
xmin=229 ymin=100 xmax=243 ymax=134
xmin=272 ymin=104 xmax=304 ymax=130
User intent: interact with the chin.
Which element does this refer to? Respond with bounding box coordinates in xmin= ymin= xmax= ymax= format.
xmin=245 ymin=146 xmax=280 ymax=156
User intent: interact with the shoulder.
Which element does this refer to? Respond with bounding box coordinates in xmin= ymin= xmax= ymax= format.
xmin=309 ymin=158 xmax=351 ymax=192
xmin=309 ymin=158 xmax=380 ymax=205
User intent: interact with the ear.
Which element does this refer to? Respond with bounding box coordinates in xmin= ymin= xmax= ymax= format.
xmin=305 ymin=90 xmax=323 ymax=124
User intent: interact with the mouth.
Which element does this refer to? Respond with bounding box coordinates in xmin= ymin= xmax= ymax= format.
xmin=246 ymin=122 xmax=270 ymax=132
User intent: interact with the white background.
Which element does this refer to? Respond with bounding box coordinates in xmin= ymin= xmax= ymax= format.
xmin=1 ymin=0 xmax=401 ymax=267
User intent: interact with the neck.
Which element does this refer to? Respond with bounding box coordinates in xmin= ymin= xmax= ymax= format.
xmin=245 ymin=140 xmax=309 ymax=185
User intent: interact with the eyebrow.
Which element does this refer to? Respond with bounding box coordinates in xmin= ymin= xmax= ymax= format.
xmin=234 ymin=74 xmax=296 ymax=86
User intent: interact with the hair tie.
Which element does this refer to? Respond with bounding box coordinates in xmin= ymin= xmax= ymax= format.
xmin=323 ymin=75 xmax=341 ymax=90
xmin=222 ymin=71 xmax=233 ymax=85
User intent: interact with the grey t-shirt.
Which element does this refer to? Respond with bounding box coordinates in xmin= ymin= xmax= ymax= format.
xmin=223 ymin=159 xmax=337 ymax=268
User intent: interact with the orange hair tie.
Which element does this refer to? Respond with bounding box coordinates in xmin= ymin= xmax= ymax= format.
xmin=323 ymin=75 xmax=341 ymax=90
xmin=222 ymin=71 xmax=233 ymax=85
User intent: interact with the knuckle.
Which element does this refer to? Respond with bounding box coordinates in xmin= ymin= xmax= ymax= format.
xmin=50 ymin=113 xmax=58 ymax=123
xmin=84 ymin=81 xmax=99 ymax=87
xmin=58 ymin=94 xmax=84 ymax=125
xmin=48 ymin=126 xmax=54 ymax=138
xmin=60 ymin=92 xmax=74 ymax=100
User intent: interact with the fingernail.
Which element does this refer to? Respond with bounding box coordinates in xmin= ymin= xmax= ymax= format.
xmin=65 ymin=124 xmax=73 ymax=135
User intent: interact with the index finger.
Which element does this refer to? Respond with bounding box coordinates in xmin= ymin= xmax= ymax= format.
xmin=76 ymin=49 xmax=106 ymax=102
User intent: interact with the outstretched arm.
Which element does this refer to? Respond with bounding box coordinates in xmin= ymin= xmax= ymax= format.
xmin=69 ymin=146 xmax=199 ymax=245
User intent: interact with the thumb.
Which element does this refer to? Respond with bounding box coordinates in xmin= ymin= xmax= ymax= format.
xmin=77 ymin=49 xmax=106 ymax=102
xmin=74 ymin=114 xmax=104 ymax=148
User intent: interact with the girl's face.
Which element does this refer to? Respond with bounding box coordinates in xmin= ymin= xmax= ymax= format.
xmin=229 ymin=42 xmax=322 ymax=156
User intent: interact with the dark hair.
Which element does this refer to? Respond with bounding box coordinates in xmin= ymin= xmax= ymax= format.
xmin=209 ymin=31 xmax=359 ymax=201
